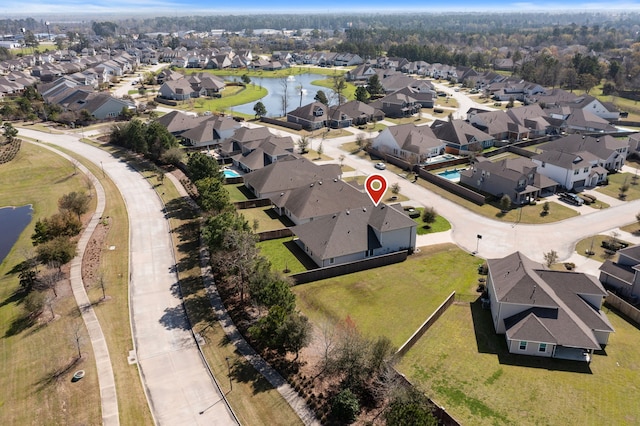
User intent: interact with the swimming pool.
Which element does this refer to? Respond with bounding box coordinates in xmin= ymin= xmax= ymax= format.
xmin=223 ymin=169 xmax=241 ymax=178
xmin=437 ymin=169 xmax=465 ymax=182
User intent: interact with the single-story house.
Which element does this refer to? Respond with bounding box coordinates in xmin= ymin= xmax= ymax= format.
xmin=291 ymin=203 xmax=416 ymax=267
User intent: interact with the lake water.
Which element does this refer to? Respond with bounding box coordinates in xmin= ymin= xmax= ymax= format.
xmin=228 ymin=73 xmax=337 ymax=117
xmin=0 ymin=205 xmax=33 ymax=265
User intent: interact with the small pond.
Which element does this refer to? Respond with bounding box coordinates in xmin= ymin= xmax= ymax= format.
xmin=227 ymin=73 xmax=337 ymax=117
xmin=0 ymin=205 xmax=33 ymax=265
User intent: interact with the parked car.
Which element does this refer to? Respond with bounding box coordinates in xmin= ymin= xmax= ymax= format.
xmin=559 ymin=192 xmax=584 ymax=206
xmin=374 ymin=162 xmax=386 ymax=170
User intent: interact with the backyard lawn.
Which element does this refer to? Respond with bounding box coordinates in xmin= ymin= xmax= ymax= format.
xmin=237 ymin=206 xmax=292 ymax=232
xmin=293 ymin=244 xmax=480 ymax=347
xmin=225 ymin=183 xmax=253 ymax=203
xmin=398 ymin=303 xmax=640 ymax=426
xmin=256 ymin=237 xmax=312 ymax=274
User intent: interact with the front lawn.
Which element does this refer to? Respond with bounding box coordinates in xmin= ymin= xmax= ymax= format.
xmin=575 ymin=234 xmax=631 ymax=261
xmin=411 ymin=207 xmax=452 ymax=235
xmin=398 ymin=303 xmax=640 ymax=426
xmin=595 ymin=172 xmax=640 ymax=201
xmin=414 ymin=179 xmax=579 ymax=224
xmin=293 ymin=244 xmax=480 ymax=347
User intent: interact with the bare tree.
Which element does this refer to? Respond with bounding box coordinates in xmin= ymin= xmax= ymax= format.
xmin=68 ymin=322 xmax=85 ymax=360
xmin=280 ymin=77 xmax=289 ymax=117
xmin=543 ymin=250 xmax=558 ymax=268
xmin=97 ymin=272 xmax=107 ymax=300
xmin=37 ymin=264 xmax=62 ymax=297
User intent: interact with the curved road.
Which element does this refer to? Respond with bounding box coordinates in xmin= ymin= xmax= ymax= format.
xmin=21 ymin=128 xmax=238 ymax=426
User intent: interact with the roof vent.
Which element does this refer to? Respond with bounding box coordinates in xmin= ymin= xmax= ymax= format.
xmin=319 ymin=180 xmax=323 ymax=185
xmin=346 ymin=209 xmax=350 ymax=215
xmin=280 ymin=192 xmax=284 ymax=196
xmin=310 ymin=183 xmax=314 ymax=187
xmin=334 ymin=178 xmax=338 ymax=182
xmin=363 ymin=207 xmax=367 ymax=212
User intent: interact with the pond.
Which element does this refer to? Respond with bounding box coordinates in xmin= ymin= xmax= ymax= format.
xmin=0 ymin=205 xmax=33 ymax=266
xmin=227 ymin=73 xmax=337 ymax=117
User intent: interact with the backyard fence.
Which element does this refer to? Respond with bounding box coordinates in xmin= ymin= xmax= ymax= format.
xmin=391 ymin=369 xmax=461 ymax=426
xmin=224 ymin=176 xmax=244 ymax=184
xmin=256 ymin=228 xmax=293 ymax=241
xmin=605 ymin=291 xmax=640 ymax=327
xmin=395 ymin=291 xmax=456 ymax=358
xmin=260 ymin=116 xmax=303 ymax=131
xmin=290 ymin=251 xmax=408 ymax=285
xmin=416 ymin=168 xmax=486 ymax=205
xmin=233 ymin=198 xmax=271 ymax=209
xmin=365 ymin=146 xmax=414 ymax=171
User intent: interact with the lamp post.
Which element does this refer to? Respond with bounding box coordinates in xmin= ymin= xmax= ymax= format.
xmin=225 ymin=356 xmax=232 ymax=391
xmin=475 ymin=234 xmax=482 ymax=254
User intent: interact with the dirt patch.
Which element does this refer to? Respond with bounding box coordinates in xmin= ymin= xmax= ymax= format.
xmin=81 ymin=216 xmax=111 ymax=288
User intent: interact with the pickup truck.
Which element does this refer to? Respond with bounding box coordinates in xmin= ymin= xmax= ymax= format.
xmin=558 ymin=192 xmax=584 ymax=206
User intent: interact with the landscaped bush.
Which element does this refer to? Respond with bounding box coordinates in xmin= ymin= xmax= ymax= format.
xmin=330 ymin=389 xmax=360 ymax=424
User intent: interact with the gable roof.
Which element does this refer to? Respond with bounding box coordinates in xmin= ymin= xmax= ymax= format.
xmin=489 ymin=252 xmax=613 ymax=349
xmin=431 ymin=119 xmax=493 ymax=146
xmin=243 ymin=157 xmax=341 ymax=196
xmin=290 ymin=203 xmax=414 ymax=260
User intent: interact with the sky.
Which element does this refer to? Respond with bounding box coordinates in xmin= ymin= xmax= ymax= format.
xmin=3 ymin=0 xmax=640 ymax=17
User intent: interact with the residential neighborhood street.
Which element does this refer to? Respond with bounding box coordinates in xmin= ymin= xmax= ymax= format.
xmin=19 ymin=128 xmax=238 ymax=426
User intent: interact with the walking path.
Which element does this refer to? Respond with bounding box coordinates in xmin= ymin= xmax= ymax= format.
xmin=166 ymin=172 xmax=319 ymax=426
xmin=32 ymin=141 xmax=119 ymax=426
xmin=22 ymin=129 xmax=238 ymax=426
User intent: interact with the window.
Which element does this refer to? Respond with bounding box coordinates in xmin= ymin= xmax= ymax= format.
xmin=519 ymin=341 xmax=527 ymax=351
xmin=329 ymin=258 xmax=335 ymax=264
xmin=574 ymin=169 xmax=579 ymax=175
xmin=583 ymin=167 xmax=589 ymax=173
xmin=539 ymin=343 xmax=547 ymax=352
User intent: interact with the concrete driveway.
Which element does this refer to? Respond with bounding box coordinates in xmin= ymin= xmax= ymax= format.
xmin=19 ymin=128 xmax=238 ymax=426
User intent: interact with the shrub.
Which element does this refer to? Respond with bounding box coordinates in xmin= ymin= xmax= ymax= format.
xmin=330 ymin=389 xmax=360 ymax=424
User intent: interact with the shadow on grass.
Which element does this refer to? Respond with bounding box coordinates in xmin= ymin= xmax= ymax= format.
xmin=236 ymin=184 xmax=257 ymax=200
xmin=4 ymin=311 xmax=37 ymax=338
xmin=33 ymin=356 xmax=82 ymax=393
xmin=470 ymin=300 xmax=592 ymax=374
xmin=283 ymin=240 xmax=318 ymax=271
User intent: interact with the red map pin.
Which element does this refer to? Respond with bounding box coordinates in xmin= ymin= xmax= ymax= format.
xmin=365 ymin=174 xmax=387 ymax=206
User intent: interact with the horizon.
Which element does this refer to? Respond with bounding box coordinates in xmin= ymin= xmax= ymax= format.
xmin=2 ymin=1 xmax=640 ymax=19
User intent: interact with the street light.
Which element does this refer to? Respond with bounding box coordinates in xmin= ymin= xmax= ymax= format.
xmin=475 ymin=234 xmax=482 ymax=254
xmin=225 ymin=356 xmax=232 ymax=391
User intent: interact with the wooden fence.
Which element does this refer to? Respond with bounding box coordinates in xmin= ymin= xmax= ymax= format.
xmin=605 ymin=291 xmax=640 ymax=327
xmin=291 ymin=251 xmax=408 ymax=285
xmin=233 ymin=198 xmax=271 ymax=209
xmin=256 ymin=228 xmax=293 ymax=241
xmin=260 ymin=117 xmax=303 ymax=131
xmin=396 ymin=291 xmax=456 ymax=358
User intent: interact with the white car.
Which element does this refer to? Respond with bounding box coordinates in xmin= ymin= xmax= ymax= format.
xmin=374 ymin=162 xmax=386 ymax=170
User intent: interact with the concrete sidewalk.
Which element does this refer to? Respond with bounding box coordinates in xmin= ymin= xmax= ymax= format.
xmin=33 ymin=142 xmax=119 ymax=426
xmin=166 ymin=172 xmax=320 ymax=426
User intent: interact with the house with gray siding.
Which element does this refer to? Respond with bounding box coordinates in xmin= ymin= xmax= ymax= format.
xmin=487 ymin=252 xmax=613 ymax=362
xmin=599 ymin=244 xmax=640 ymax=301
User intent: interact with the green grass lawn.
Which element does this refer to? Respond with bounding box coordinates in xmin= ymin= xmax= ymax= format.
xmin=311 ymin=78 xmax=357 ymax=101
xmin=414 ymin=179 xmax=579 ymax=224
xmin=256 ymin=238 xmax=310 ymax=274
xmin=411 ymin=207 xmax=452 ymax=235
xmin=595 ymin=172 xmax=640 ymax=201
xmin=225 ymin=183 xmax=253 ymax=203
xmin=237 ymin=206 xmax=292 ymax=232
xmin=0 ymin=143 xmax=103 ymax=425
xmin=575 ymin=234 xmax=631 ymax=262
xmin=181 ymin=85 xmax=268 ymax=115
xmin=398 ymin=303 xmax=640 ymax=426
xmin=293 ymin=244 xmax=481 ymax=347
